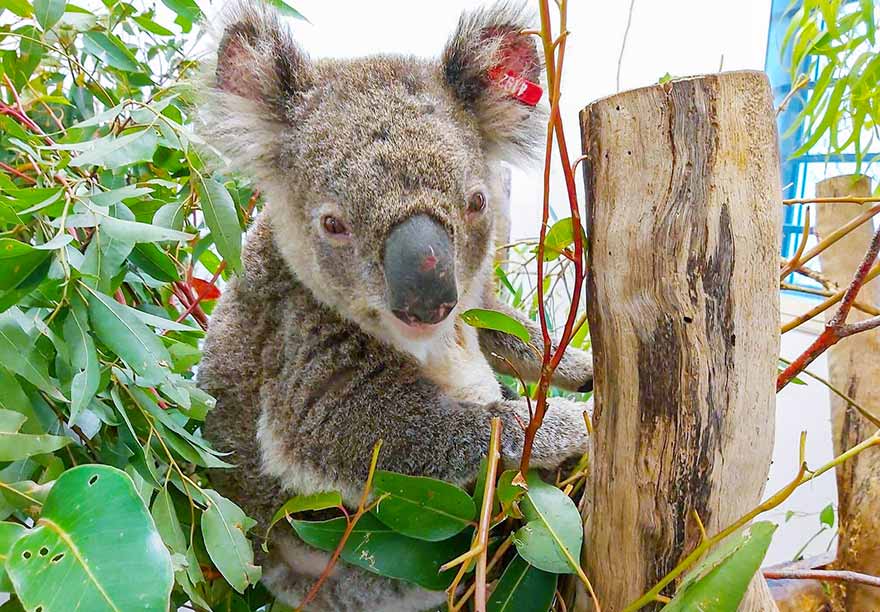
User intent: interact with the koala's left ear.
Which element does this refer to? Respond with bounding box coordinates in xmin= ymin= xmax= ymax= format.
xmin=442 ymin=2 xmax=544 ymax=161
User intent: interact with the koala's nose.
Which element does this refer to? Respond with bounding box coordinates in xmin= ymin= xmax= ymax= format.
xmin=383 ymin=214 xmax=458 ymax=326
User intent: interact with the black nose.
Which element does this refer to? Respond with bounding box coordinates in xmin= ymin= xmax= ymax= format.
xmin=383 ymin=214 xmax=458 ymax=326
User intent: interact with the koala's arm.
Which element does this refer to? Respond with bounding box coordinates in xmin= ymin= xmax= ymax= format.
xmin=262 ymin=342 xmax=590 ymax=505
xmin=477 ymin=295 xmax=594 ymax=393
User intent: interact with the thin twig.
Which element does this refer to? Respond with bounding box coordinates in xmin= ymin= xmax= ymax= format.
xmin=783 ymin=196 xmax=880 ymax=205
xmin=781 ymin=263 xmax=880 ymax=334
xmin=295 ymin=441 xmax=384 ymax=612
xmin=616 ymin=0 xmax=636 ymax=91
xmin=781 ymin=283 xmax=880 ymax=316
xmin=474 ymin=418 xmax=502 ymax=612
xmin=780 ymin=207 xmax=811 ymax=278
xmin=763 ymin=568 xmax=880 ymax=587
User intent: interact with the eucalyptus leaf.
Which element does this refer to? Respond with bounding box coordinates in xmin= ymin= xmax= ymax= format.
xmin=512 ymin=472 xmax=583 ymax=574
xmin=201 ymin=489 xmax=261 ymax=593
xmin=291 ymin=513 xmax=471 ymax=591
xmin=461 ymin=308 xmax=530 ymax=344
xmin=372 ymin=470 xmax=475 ymax=541
xmin=488 ymin=555 xmax=557 ymax=612
xmin=196 ymin=175 xmax=242 ymax=274
xmin=661 ymin=522 xmax=776 ymax=612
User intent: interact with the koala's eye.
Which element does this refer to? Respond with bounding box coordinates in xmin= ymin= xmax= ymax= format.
xmin=467 ymin=191 xmax=487 ymax=215
xmin=321 ymin=215 xmax=350 ymax=237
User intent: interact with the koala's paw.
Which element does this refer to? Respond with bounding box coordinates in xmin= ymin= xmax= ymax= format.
xmin=530 ymin=397 xmax=591 ymax=471
xmin=552 ymin=347 xmax=594 ymax=394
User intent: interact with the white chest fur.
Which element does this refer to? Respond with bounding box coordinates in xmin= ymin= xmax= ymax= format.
xmin=422 ymin=320 xmax=502 ymax=404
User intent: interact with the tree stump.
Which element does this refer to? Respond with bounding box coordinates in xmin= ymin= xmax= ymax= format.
xmin=816 ymin=174 xmax=880 ymax=612
xmin=577 ymin=71 xmax=781 ymax=611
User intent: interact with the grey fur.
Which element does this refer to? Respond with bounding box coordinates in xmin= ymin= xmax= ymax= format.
xmin=195 ymin=2 xmax=592 ymax=610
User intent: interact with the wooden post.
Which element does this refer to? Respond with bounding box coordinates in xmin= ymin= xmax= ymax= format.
xmin=577 ymin=71 xmax=780 ymax=611
xmin=815 ymin=174 xmax=880 ymax=612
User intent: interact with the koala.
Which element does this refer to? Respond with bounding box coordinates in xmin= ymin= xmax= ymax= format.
xmin=194 ymin=1 xmax=594 ymax=610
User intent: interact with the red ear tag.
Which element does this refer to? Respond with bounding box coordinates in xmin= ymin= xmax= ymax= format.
xmin=488 ymin=66 xmax=543 ymax=107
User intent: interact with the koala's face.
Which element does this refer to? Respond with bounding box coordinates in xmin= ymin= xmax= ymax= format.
xmin=201 ymin=1 xmax=542 ymax=347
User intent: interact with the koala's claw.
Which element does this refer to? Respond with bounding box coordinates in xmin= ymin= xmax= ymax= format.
xmin=577 ymin=378 xmax=594 ymax=394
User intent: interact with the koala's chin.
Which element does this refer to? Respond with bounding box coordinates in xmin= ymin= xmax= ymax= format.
xmin=380 ymin=306 xmax=459 ymax=363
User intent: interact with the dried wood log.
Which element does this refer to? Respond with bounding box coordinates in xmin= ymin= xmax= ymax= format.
xmin=816 ymin=174 xmax=880 ymax=612
xmin=577 ymin=71 xmax=781 ymax=611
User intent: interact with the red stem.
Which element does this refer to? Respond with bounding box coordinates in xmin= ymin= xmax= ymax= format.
xmin=778 ymin=224 xmax=880 ymax=391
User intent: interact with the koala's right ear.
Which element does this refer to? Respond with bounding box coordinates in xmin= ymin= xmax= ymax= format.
xmin=197 ymin=1 xmax=313 ymax=173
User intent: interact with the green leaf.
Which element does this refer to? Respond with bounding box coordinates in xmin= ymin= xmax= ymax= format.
xmin=7 ymin=466 xmax=173 ymax=611
xmin=662 ymin=522 xmax=776 ymax=612
xmin=160 ymin=0 xmax=201 ymax=23
xmin=63 ymin=299 xmax=100 ymax=424
xmin=0 ymin=0 xmax=32 ymax=17
xmin=291 ymin=513 xmax=471 ymax=591
xmin=100 ymin=214 xmax=193 ymax=243
xmin=151 ymin=487 xmax=186 ymax=554
xmin=263 ymin=0 xmax=307 ymax=20
xmin=86 ymin=288 xmax=172 ymax=380
xmin=133 ymin=14 xmax=174 ymax=36
xmin=0 ymin=408 xmax=69 ymax=460
xmin=540 ymin=218 xmax=583 ymax=261
xmin=129 ymin=243 xmax=180 ymax=282
xmin=196 ymin=175 xmax=242 ymax=274
xmin=33 ymin=0 xmax=65 ymax=29
xmin=268 ymin=491 xmax=342 ymax=534
xmin=0 ymin=522 xmax=26 ymax=591
xmin=0 ymin=310 xmax=64 ymax=400
xmin=67 ymin=130 xmax=158 ymax=169
xmin=820 ymin=504 xmax=835 ymax=529
xmin=461 ymin=308 xmax=530 ymax=345
xmin=201 ymin=489 xmax=261 ymax=593
xmin=0 ymin=239 xmax=51 ymax=294
xmin=82 ymin=32 xmax=140 ymax=72
xmin=371 ymin=471 xmax=475 ymax=541
xmin=513 ymin=472 xmax=583 ymax=574
xmin=488 ymin=555 xmax=557 ymax=612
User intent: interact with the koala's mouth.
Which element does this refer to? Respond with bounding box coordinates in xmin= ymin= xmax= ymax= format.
xmin=383 ymin=214 xmax=458 ymax=333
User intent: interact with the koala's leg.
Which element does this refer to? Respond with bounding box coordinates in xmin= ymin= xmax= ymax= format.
xmin=477 ymin=296 xmax=594 ymax=393
xmin=264 ymin=534 xmax=447 ymax=612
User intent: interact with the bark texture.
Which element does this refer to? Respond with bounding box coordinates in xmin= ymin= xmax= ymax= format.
xmin=816 ymin=174 xmax=880 ymax=612
xmin=577 ymin=71 xmax=780 ymax=611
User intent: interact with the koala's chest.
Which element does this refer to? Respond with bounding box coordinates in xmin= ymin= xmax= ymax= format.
xmin=423 ymin=322 xmax=501 ymax=404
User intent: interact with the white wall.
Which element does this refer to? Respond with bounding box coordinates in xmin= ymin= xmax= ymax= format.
xmin=260 ymin=0 xmax=839 ymax=564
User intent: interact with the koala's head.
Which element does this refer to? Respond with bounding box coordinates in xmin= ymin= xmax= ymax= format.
xmin=198 ymin=1 xmax=542 ymax=354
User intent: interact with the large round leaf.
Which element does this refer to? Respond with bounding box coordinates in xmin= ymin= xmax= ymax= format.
xmin=371 ymin=470 xmax=475 ymax=541
xmin=7 ymin=465 xmax=173 ymax=612
xmin=513 ymin=472 xmax=583 ymax=574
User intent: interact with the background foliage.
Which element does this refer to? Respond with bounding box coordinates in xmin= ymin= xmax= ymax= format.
xmin=783 ymin=0 xmax=879 ymax=170
xmin=0 ymin=0 xmax=798 ymax=610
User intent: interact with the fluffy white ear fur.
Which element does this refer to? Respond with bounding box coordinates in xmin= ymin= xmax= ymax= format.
xmin=442 ymin=2 xmax=546 ymax=163
xmin=194 ymin=0 xmax=313 ymax=178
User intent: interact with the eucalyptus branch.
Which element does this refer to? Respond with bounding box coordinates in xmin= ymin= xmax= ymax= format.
xmin=779 ymin=224 xmax=880 ymax=391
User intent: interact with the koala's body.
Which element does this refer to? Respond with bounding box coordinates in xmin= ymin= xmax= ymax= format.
xmin=195 ymin=2 xmax=593 ymax=610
